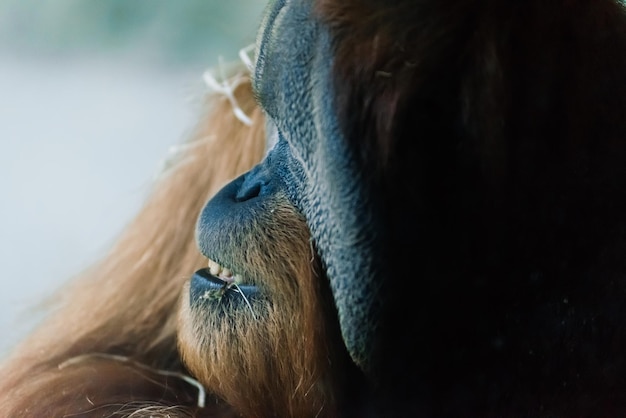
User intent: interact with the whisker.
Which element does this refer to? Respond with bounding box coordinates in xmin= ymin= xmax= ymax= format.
xmin=230 ymin=283 xmax=257 ymax=320
xmin=58 ymin=353 xmax=206 ymax=408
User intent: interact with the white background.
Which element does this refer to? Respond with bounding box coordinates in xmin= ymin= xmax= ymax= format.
xmin=0 ymin=1 xmax=265 ymax=356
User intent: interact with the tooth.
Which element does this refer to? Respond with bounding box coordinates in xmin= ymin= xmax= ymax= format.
xmin=221 ymin=267 xmax=232 ymax=278
xmin=209 ymin=259 xmax=221 ymax=276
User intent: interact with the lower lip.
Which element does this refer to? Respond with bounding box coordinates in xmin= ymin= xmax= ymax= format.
xmin=190 ymin=268 xmax=259 ymax=304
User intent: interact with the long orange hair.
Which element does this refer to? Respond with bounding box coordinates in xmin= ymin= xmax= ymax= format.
xmin=0 ymin=67 xmax=265 ymax=417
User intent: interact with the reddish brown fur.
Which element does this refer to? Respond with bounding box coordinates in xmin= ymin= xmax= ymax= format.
xmin=177 ymin=201 xmax=348 ymax=417
xmin=0 ymin=73 xmax=268 ymax=417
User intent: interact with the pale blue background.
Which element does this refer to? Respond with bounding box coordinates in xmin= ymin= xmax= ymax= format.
xmin=0 ymin=1 xmax=266 ymax=356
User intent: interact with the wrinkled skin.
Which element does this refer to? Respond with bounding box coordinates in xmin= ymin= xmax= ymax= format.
xmin=183 ymin=0 xmax=626 ymax=416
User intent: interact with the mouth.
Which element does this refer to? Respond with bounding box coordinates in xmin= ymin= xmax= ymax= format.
xmin=190 ymin=258 xmax=260 ymax=312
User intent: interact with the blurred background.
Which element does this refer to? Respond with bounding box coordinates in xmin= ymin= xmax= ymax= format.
xmin=0 ymin=0 xmax=266 ymax=356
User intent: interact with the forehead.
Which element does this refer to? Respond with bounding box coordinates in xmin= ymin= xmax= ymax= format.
xmin=251 ymin=0 xmax=344 ymax=166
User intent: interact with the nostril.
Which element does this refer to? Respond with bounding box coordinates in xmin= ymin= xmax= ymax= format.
xmin=235 ymin=164 xmax=272 ymax=202
xmin=236 ymin=180 xmax=262 ymax=201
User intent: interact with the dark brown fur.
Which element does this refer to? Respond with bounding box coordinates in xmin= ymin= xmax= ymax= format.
xmin=318 ymin=0 xmax=626 ymax=415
